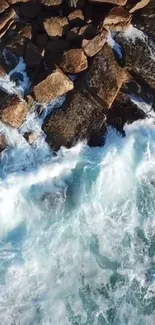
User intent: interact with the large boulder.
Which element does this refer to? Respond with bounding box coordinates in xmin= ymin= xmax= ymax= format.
xmin=78 ymin=44 xmax=129 ymax=108
xmin=43 ymin=17 xmax=69 ymax=38
xmin=103 ymin=6 xmax=132 ymax=31
xmin=0 ymin=89 xmax=28 ymax=128
xmin=115 ymin=29 xmax=155 ymax=91
xmin=60 ymin=49 xmax=88 ymax=73
xmin=82 ymin=29 xmax=108 ymax=57
xmin=43 ymin=89 xmax=106 ymax=151
xmin=33 ymin=66 xmax=74 ymax=104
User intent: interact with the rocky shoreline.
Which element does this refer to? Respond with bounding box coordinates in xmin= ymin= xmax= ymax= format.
xmin=0 ymin=0 xmax=154 ymax=152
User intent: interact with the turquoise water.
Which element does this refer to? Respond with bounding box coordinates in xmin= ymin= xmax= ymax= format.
xmin=0 ymin=117 xmax=155 ymax=325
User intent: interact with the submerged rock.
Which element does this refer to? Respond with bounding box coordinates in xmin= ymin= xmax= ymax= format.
xmin=0 ymin=88 xmax=28 ymax=128
xmin=33 ymin=66 xmax=74 ymax=104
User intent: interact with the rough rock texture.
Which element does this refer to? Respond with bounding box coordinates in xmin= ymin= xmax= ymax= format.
xmin=43 ymin=89 xmax=106 ymax=151
xmin=88 ymin=0 xmax=127 ymax=5
xmin=79 ymin=44 xmax=129 ymax=108
xmin=0 ymin=89 xmax=28 ymax=128
xmin=82 ymin=29 xmax=108 ymax=57
xmin=60 ymin=49 xmax=88 ymax=73
xmin=40 ymin=0 xmax=63 ymax=5
xmin=115 ymin=31 xmax=155 ymax=91
xmin=133 ymin=1 xmax=155 ymax=39
xmin=43 ymin=17 xmax=69 ymax=37
xmin=0 ymin=134 xmax=6 ymax=152
xmin=33 ymin=67 xmax=74 ymax=103
xmin=103 ymin=6 xmax=132 ymax=31
xmin=0 ymin=64 xmax=7 ymax=77
xmin=0 ymin=0 xmax=9 ymax=14
xmin=0 ymin=8 xmax=15 ymax=35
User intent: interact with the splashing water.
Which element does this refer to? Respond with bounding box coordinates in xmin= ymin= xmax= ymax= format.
xmin=1 ymin=27 xmax=155 ymax=325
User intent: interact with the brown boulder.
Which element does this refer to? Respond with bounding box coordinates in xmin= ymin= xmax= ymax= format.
xmin=43 ymin=17 xmax=69 ymax=38
xmin=60 ymin=49 xmax=88 ymax=73
xmin=0 ymin=0 xmax=9 ymax=14
xmin=40 ymin=0 xmax=63 ymax=5
xmin=88 ymin=0 xmax=127 ymax=5
xmin=43 ymin=89 xmax=106 ymax=151
xmin=68 ymin=10 xmax=84 ymax=27
xmin=82 ymin=29 xmax=108 ymax=57
xmin=79 ymin=44 xmax=129 ymax=108
xmin=33 ymin=66 xmax=74 ymax=104
xmin=25 ymin=43 xmax=42 ymax=67
xmin=0 ymin=89 xmax=28 ymax=128
xmin=103 ymin=6 xmax=132 ymax=31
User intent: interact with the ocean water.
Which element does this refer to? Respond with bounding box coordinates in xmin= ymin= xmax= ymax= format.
xmin=0 ymin=26 xmax=155 ymax=325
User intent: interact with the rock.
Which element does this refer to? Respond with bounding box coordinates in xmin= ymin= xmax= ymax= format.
xmin=25 ymin=95 xmax=34 ymax=110
xmin=0 ymin=0 xmax=9 ymax=14
xmin=25 ymin=43 xmax=42 ymax=67
xmin=0 ymin=64 xmax=7 ymax=77
xmin=40 ymin=0 xmax=63 ymax=5
xmin=0 ymin=18 xmax=15 ymax=39
xmin=0 ymin=88 xmax=28 ymax=128
xmin=43 ymin=89 xmax=106 ymax=151
xmin=67 ymin=24 xmax=96 ymax=43
xmin=88 ymin=0 xmax=127 ymax=5
xmin=5 ymin=35 xmax=27 ymax=57
xmin=18 ymin=25 xmax=32 ymax=40
xmin=115 ymin=30 xmax=155 ymax=91
xmin=0 ymin=134 xmax=6 ymax=152
xmin=107 ymin=90 xmax=146 ymax=133
xmin=45 ymin=39 xmax=70 ymax=66
xmin=19 ymin=1 xmax=40 ymax=19
xmin=24 ymin=131 xmax=39 ymax=144
xmin=43 ymin=17 xmax=69 ymax=38
xmin=103 ymin=6 xmax=132 ymax=31
xmin=36 ymin=33 xmax=48 ymax=47
xmin=33 ymin=66 xmax=74 ymax=104
xmin=79 ymin=44 xmax=129 ymax=108
xmin=0 ymin=8 xmax=15 ymax=38
xmin=68 ymin=10 xmax=84 ymax=27
xmin=60 ymin=49 xmax=88 ymax=73
xmin=82 ymin=29 xmax=108 ymax=57
xmin=127 ymin=0 xmax=150 ymax=13
xmin=133 ymin=1 xmax=155 ymax=38
xmin=7 ymin=0 xmax=29 ymax=3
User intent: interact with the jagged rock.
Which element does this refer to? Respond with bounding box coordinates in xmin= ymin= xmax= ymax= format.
xmin=68 ymin=10 xmax=84 ymax=27
xmin=0 ymin=134 xmax=6 ymax=153
xmin=103 ymin=6 xmax=132 ymax=31
xmin=0 ymin=0 xmax=9 ymax=14
xmin=5 ymin=35 xmax=27 ymax=57
xmin=88 ymin=0 xmax=127 ymax=5
xmin=24 ymin=131 xmax=39 ymax=145
xmin=133 ymin=1 xmax=155 ymax=38
xmin=43 ymin=89 xmax=106 ymax=151
xmin=127 ymin=0 xmax=150 ymax=13
xmin=33 ymin=66 xmax=74 ymax=104
xmin=115 ymin=30 xmax=155 ymax=91
xmin=36 ymin=33 xmax=48 ymax=47
xmin=18 ymin=25 xmax=32 ymax=40
xmin=82 ymin=29 xmax=108 ymax=57
xmin=79 ymin=44 xmax=129 ymax=108
xmin=40 ymin=0 xmax=63 ymax=5
xmin=60 ymin=49 xmax=88 ymax=73
xmin=43 ymin=17 xmax=69 ymax=38
xmin=25 ymin=43 xmax=42 ymax=67
xmin=0 ymin=8 xmax=15 ymax=38
xmin=19 ymin=1 xmax=40 ymax=19
xmin=0 ymin=89 xmax=28 ymax=128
